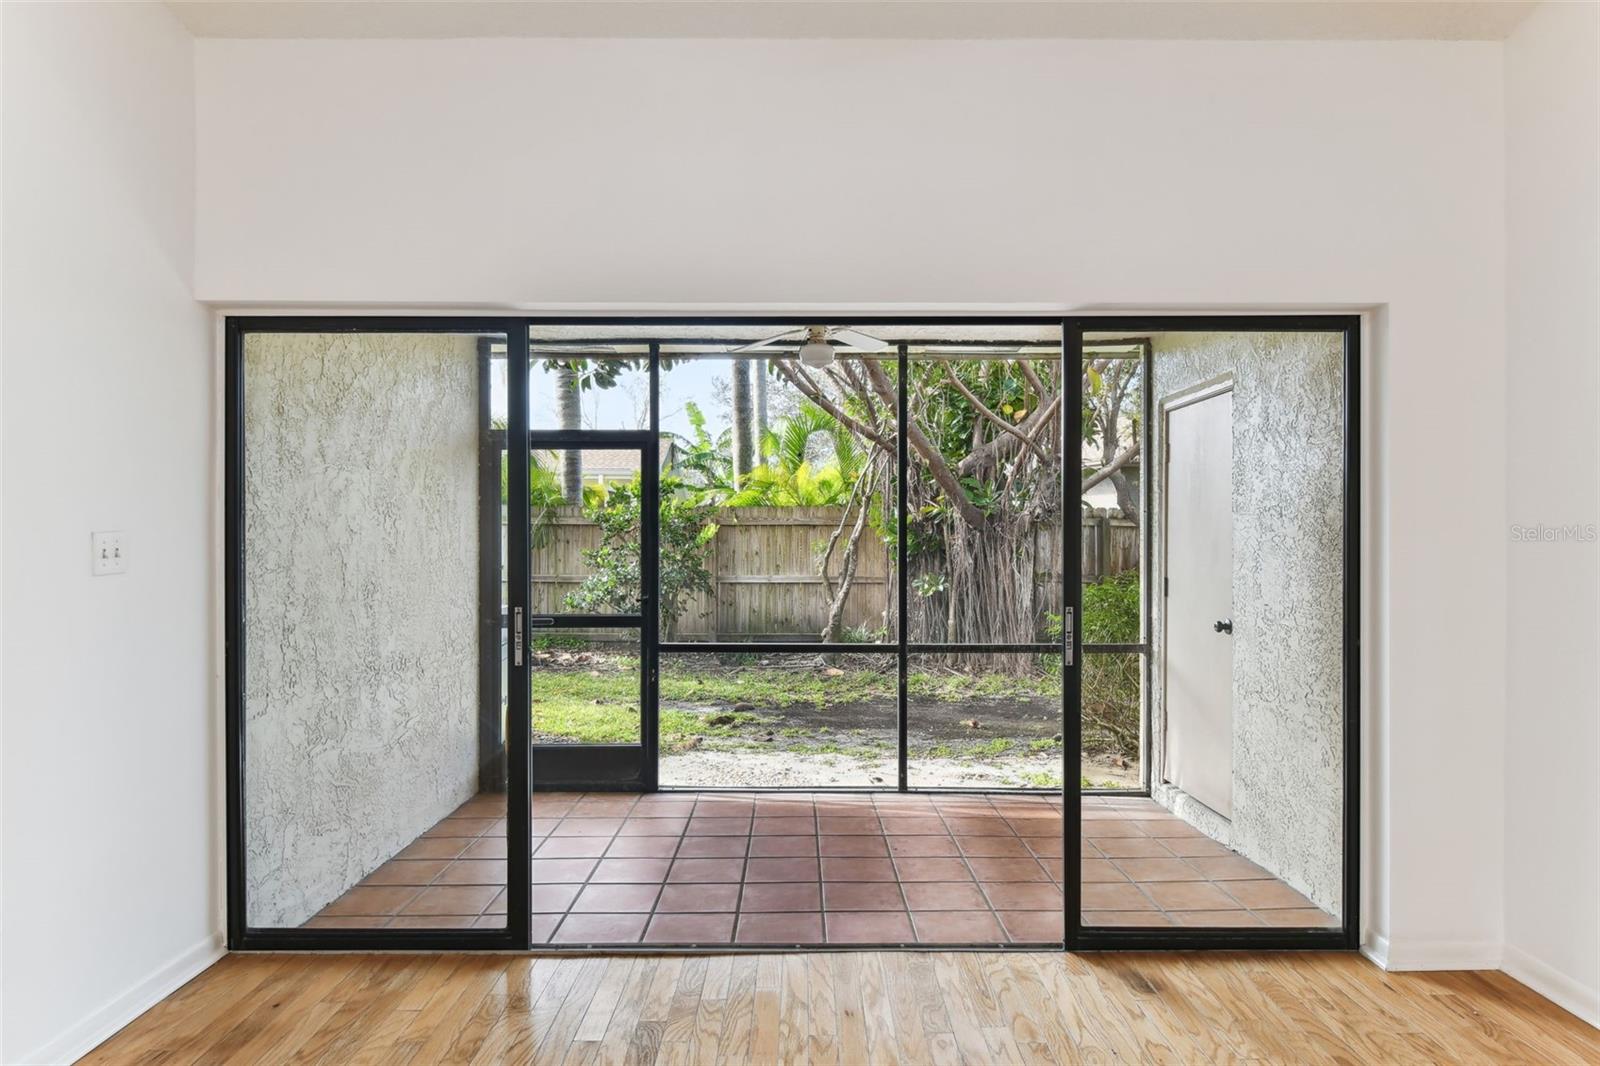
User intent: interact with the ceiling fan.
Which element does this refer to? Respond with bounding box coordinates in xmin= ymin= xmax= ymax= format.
xmin=728 ymin=325 xmax=890 ymax=368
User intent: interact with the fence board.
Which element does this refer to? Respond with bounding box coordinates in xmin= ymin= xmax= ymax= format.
xmin=518 ymin=506 xmax=1136 ymax=641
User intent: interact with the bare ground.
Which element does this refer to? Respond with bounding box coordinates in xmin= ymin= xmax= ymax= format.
xmin=661 ymin=748 xmax=1140 ymax=789
xmin=660 ymin=692 xmax=1139 ymax=789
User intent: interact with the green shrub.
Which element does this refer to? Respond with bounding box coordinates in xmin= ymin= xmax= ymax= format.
xmin=1082 ymin=571 xmax=1140 ymax=643
xmin=1043 ymin=572 xmax=1143 ymax=759
xmin=562 ymin=475 xmax=717 ymax=638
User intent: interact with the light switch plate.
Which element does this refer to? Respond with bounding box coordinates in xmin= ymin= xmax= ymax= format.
xmin=92 ymin=530 xmax=127 ymax=576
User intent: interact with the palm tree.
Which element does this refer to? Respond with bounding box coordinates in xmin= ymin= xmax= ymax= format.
xmin=556 ymin=364 xmax=582 ymax=502
xmin=754 ymin=357 xmax=771 ymax=462
xmin=765 ymin=400 xmax=864 ymax=484
xmin=720 ymin=401 xmax=864 ymax=508
xmin=730 ymin=358 xmax=755 ymax=487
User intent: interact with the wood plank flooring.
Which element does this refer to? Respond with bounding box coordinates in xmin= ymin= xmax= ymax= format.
xmin=84 ymin=951 xmax=1599 ymax=1064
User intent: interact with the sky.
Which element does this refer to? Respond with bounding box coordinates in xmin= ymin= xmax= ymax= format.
xmin=490 ymin=348 xmax=1123 ymax=507
xmin=492 ymin=355 xmax=785 ymax=442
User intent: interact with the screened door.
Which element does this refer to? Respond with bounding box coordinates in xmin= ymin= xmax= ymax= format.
xmin=525 ymin=433 xmax=659 ymax=791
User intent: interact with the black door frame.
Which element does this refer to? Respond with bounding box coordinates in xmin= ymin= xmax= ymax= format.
xmin=224 ymin=312 xmax=1359 ymax=954
xmin=525 ymin=429 xmax=660 ymax=792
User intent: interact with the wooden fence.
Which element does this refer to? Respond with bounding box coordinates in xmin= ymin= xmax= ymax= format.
xmin=526 ymin=506 xmax=1136 ymax=641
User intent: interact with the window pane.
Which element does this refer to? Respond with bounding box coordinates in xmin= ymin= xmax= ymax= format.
xmin=1079 ymin=341 xmax=1146 ymax=791
xmin=1080 ymin=344 xmax=1144 ymax=603
xmin=658 ymin=652 xmax=898 ymax=788
xmin=659 ymin=349 xmax=897 ymax=643
xmin=906 ymin=652 xmax=1062 ymax=789
xmin=527 ymin=448 xmax=643 ymax=616
xmin=242 ymin=331 xmax=507 ymax=931
xmin=1081 ymin=329 xmax=1344 ymax=931
xmin=531 ymin=631 xmax=642 ymax=746
xmin=527 ymin=343 xmax=649 ymax=431
xmin=905 ymin=351 xmax=1064 ymax=644
xmin=1080 ymin=652 xmax=1143 ymax=789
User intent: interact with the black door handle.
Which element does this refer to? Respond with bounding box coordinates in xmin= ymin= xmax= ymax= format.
xmin=1213 ymin=619 xmax=1233 ymax=634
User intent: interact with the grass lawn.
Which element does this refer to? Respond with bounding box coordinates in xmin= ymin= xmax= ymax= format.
xmin=530 ymin=657 xmax=770 ymax=744
xmin=530 ymin=654 xmax=1059 ymax=748
xmin=527 ymin=652 xmax=1136 ymax=789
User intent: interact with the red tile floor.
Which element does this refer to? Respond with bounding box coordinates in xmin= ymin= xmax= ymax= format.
xmin=308 ymin=791 xmax=1337 ymax=942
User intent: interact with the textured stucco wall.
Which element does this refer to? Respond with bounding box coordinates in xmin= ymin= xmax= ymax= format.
xmin=1149 ymin=332 xmax=1344 ymax=913
xmin=243 ymin=332 xmax=482 ymax=927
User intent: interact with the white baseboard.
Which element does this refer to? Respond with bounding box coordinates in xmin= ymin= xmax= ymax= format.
xmin=1361 ymin=931 xmax=1390 ymax=968
xmin=1355 ymin=934 xmax=1598 ymax=1032
xmin=1363 ymin=935 xmax=1502 ymax=971
xmin=1502 ymin=944 xmax=1600 ymax=1030
xmin=21 ymin=933 xmax=226 ymax=1065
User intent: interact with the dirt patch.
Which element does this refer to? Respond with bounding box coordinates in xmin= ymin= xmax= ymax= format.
xmin=660 ymin=694 xmax=1138 ymax=789
xmin=530 ymin=653 xmax=1140 ymax=788
xmin=661 ymin=692 xmax=1060 ymax=753
xmin=661 ymin=749 xmax=1138 ymax=790
xmin=663 ymin=692 xmax=1059 ymax=742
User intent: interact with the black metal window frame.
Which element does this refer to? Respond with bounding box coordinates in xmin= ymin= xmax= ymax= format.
xmin=224 ymin=313 xmax=1359 ymax=954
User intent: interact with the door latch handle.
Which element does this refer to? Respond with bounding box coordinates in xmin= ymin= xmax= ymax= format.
xmin=512 ymin=607 xmax=524 ymax=665
xmin=1213 ymin=618 xmax=1233 ymax=635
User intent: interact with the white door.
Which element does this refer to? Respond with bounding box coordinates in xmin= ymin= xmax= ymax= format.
xmin=1163 ymin=388 xmax=1234 ymax=818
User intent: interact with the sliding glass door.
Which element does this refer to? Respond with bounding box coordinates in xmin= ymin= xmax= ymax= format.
xmin=228 ymin=321 xmax=523 ymax=948
xmin=1067 ymin=318 xmax=1359 ymax=950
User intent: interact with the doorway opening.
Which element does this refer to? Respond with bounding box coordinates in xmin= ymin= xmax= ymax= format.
xmin=224 ymin=315 xmax=1358 ymax=952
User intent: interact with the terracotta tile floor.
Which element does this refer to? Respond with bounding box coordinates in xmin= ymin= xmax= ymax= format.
xmin=308 ymin=791 xmax=1338 ymax=942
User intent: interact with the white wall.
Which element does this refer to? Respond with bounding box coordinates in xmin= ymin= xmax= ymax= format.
xmin=1 ymin=3 xmax=217 ymax=1062
xmin=195 ymin=34 xmax=1511 ymax=964
xmin=1503 ymin=0 xmax=1600 ymax=1026
xmin=0 ymin=6 xmax=8 ymax=1057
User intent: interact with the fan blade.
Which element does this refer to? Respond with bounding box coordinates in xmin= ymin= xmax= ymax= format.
xmin=915 ymin=345 xmax=1021 ymax=354
xmin=827 ymin=328 xmax=891 ymax=352
xmin=727 ymin=328 xmax=807 ymax=354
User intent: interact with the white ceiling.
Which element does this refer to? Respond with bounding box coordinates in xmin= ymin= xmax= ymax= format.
xmin=167 ymin=0 xmax=1537 ymax=41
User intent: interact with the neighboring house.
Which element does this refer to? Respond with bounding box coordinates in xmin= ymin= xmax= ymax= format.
xmin=533 ymin=438 xmax=676 ymax=490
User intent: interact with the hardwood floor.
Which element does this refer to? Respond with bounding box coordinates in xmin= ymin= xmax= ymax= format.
xmin=85 ymin=951 xmax=1598 ymax=1064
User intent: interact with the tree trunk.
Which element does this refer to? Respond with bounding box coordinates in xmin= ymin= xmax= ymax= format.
xmin=1089 ymin=360 xmax=1140 ymax=527
xmin=821 ymin=486 xmax=873 ymax=642
xmin=1101 ymin=412 xmax=1140 ymax=526
xmin=754 ymin=358 xmax=770 ymax=465
xmin=818 ymin=460 xmax=881 ymax=642
xmin=1081 ymin=442 xmax=1139 ymax=494
xmin=556 ymin=364 xmax=583 ymax=502
xmin=776 ymin=353 xmax=1150 ymax=665
xmin=1110 ymin=470 xmax=1139 ymax=526
xmin=731 ymin=358 xmax=755 ymax=486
